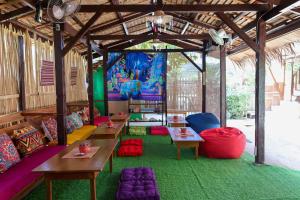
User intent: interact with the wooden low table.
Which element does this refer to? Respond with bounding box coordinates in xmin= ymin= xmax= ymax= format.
xmin=167 ymin=117 xmax=188 ymax=127
xmin=110 ymin=114 xmax=130 ymax=134
xmin=167 ymin=127 xmax=204 ymax=160
xmin=89 ymin=122 xmax=125 ymax=140
xmin=33 ymin=139 xmax=118 ymax=200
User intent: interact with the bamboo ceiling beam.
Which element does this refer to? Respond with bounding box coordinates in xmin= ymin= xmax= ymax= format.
xmin=90 ymin=34 xmax=210 ymax=41
xmin=0 ymin=6 xmax=33 ymax=22
xmin=160 ymin=39 xmax=202 ymax=50
xmin=63 ymin=9 xmax=103 ymax=56
xmin=216 ymin=12 xmax=258 ymax=52
xmin=78 ymin=4 xmax=269 ymax=13
xmin=166 ymin=12 xmax=216 ymax=30
xmin=109 ymin=38 xmax=150 ymax=50
xmin=90 ymin=12 xmax=149 ymax=33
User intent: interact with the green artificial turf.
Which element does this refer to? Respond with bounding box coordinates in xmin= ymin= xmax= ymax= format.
xmin=25 ymin=135 xmax=300 ymax=200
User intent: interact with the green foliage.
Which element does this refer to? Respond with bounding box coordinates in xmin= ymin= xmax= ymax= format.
xmin=227 ymin=90 xmax=250 ymax=119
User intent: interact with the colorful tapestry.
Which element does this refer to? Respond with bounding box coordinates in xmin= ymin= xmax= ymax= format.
xmin=70 ymin=67 xmax=78 ymax=85
xmin=107 ymin=52 xmax=166 ymax=101
xmin=40 ymin=60 xmax=54 ymax=86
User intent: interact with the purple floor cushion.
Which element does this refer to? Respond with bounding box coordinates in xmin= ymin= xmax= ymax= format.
xmin=116 ymin=180 xmax=160 ymax=200
xmin=121 ymin=167 xmax=155 ymax=181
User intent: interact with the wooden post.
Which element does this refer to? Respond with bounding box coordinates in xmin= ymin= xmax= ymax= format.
xmin=18 ymin=35 xmax=26 ymax=111
xmin=103 ymin=48 xmax=109 ymax=116
xmin=220 ymin=45 xmax=226 ymax=127
xmin=202 ymin=41 xmax=207 ymax=113
xmin=255 ymin=16 xmax=266 ymax=164
xmin=87 ymin=35 xmax=95 ymax=125
xmin=53 ymin=23 xmax=67 ymax=145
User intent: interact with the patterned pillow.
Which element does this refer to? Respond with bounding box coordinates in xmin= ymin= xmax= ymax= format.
xmin=70 ymin=112 xmax=83 ymax=129
xmin=41 ymin=118 xmax=57 ymax=141
xmin=12 ymin=125 xmax=36 ymax=139
xmin=65 ymin=115 xmax=77 ymax=134
xmin=0 ymin=133 xmax=21 ymax=173
xmin=13 ymin=127 xmax=44 ymax=157
xmin=77 ymin=110 xmax=89 ymax=124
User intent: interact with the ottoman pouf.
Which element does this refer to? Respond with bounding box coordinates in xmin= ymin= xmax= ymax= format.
xmin=94 ymin=116 xmax=109 ymax=126
xmin=121 ymin=139 xmax=143 ymax=146
xmin=186 ymin=113 xmax=220 ymax=133
xmin=120 ymin=167 xmax=155 ymax=181
xmin=129 ymin=126 xmax=147 ymax=136
xmin=200 ymin=127 xmax=246 ymax=159
xmin=118 ymin=145 xmax=143 ymax=157
xmin=150 ymin=126 xmax=169 ymax=136
xmin=116 ymin=180 xmax=160 ymax=200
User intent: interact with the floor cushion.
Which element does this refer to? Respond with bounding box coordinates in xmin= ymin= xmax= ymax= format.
xmin=118 ymin=145 xmax=143 ymax=157
xmin=0 ymin=133 xmax=21 ymax=173
xmin=41 ymin=118 xmax=57 ymax=141
xmin=120 ymin=139 xmax=143 ymax=146
xmin=150 ymin=126 xmax=169 ymax=135
xmin=200 ymin=127 xmax=246 ymax=159
xmin=94 ymin=116 xmax=110 ymax=126
xmin=116 ymin=180 xmax=160 ymax=200
xmin=186 ymin=113 xmax=220 ymax=134
xmin=67 ymin=125 xmax=97 ymax=145
xmin=120 ymin=167 xmax=155 ymax=181
xmin=129 ymin=126 xmax=147 ymax=136
xmin=0 ymin=145 xmax=65 ymax=200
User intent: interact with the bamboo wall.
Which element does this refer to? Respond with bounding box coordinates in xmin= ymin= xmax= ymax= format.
xmin=0 ymin=25 xmax=21 ymax=114
xmin=0 ymin=25 xmax=88 ymax=115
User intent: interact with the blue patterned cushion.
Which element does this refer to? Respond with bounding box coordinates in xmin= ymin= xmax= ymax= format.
xmin=70 ymin=112 xmax=83 ymax=129
xmin=0 ymin=133 xmax=21 ymax=173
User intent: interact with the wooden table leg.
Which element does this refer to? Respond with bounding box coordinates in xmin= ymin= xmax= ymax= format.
xmin=177 ymin=144 xmax=181 ymax=160
xmin=90 ymin=178 xmax=96 ymax=200
xmin=195 ymin=145 xmax=199 ymax=159
xmin=46 ymin=177 xmax=52 ymax=200
xmin=109 ymin=153 xmax=113 ymax=173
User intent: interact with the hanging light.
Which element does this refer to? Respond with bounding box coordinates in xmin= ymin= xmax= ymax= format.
xmin=145 ymin=10 xmax=173 ymax=32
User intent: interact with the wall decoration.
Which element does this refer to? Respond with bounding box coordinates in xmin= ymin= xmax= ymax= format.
xmin=40 ymin=60 xmax=54 ymax=86
xmin=107 ymin=52 xmax=166 ymax=101
xmin=70 ymin=67 xmax=78 ymax=85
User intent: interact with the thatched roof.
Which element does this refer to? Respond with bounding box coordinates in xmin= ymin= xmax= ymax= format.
xmin=0 ymin=0 xmax=300 ymax=54
xmin=229 ymin=28 xmax=300 ymax=67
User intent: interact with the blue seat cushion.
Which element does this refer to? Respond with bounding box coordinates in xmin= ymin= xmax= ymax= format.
xmin=186 ymin=113 xmax=220 ymax=134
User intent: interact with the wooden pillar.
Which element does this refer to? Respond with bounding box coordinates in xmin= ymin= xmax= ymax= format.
xmin=220 ymin=45 xmax=227 ymax=127
xmin=53 ymin=23 xmax=67 ymax=145
xmin=18 ymin=36 xmax=26 ymax=111
xmin=202 ymin=41 xmax=207 ymax=113
xmin=103 ymin=48 xmax=109 ymax=116
xmin=87 ymin=35 xmax=94 ymax=125
xmin=255 ymin=16 xmax=266 ymax=164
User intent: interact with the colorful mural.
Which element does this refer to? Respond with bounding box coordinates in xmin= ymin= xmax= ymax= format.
xmin=107 ymin=52 xmax=167 ymax=101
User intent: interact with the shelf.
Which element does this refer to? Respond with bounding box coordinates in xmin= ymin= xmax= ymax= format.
xmin=129 ymin=120 xmax=163 ymax=123
xmin=130 ymin=112 xmax=163 ymax=114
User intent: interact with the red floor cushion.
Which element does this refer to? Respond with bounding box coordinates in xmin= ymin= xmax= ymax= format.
xmin=120 ymin=139 xmax=143 ymax=146
xmin=0 ymin=145 xmax=65 ymax=200
xmin=200 ymin=127 xmax=246 ymax=159
xmin=150 ymin=126 xmax=169 ymax=135
xmin=118 ymin=145 xmax=143 ymax=157
xmin=94 ymin=116 xmax=110 ymax=126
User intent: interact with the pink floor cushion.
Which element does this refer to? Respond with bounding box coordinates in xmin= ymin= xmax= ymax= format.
xmin=200 ymin=127 xmax=246 ymax=159
xmin=0 ymin=145 xmax=65 ymax=200
xmin=94 ymin=116 xmax=110 ymax=126
xmin=150 ymin=126 xmax=169 ymax=135
xmin=118 ymin=145 xmax=143 ymax=157
xmin=120 ymin=139 xmax=143 ymax=146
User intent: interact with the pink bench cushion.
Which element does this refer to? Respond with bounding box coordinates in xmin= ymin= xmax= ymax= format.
xmin=94 ymin=116 xmax=110 ymax=126
xmin=150 ymin=126 xmax=169 ymax=135
xmin=0 ymin=145 xmax=65 ymax=200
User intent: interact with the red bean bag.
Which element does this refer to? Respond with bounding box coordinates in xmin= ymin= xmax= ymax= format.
xmin=118 ymin=145 xmax=143 ymax=157
xmin=150 ymin=126 xmax=169 ymax=136
xmin=94 ymin=116 xmax=109 ymax=126
xmin=121 ymin=139 xmax=143 ymax=146
xmin=200 ymin=127 xmax=246 ymax=159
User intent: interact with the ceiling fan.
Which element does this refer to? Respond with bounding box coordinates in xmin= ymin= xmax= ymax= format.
xmin=47 ymin=0 xmax=81 ymax=23
xmin=208 ymin=28 xmax=232 ymax=46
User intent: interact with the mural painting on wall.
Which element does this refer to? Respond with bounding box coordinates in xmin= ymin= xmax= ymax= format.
xmin=107 ymin=52 xmax=167 ymax=101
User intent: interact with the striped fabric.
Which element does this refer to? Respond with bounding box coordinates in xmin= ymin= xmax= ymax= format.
xmin=70 ymin=67 xmax=77 ymax=85
xmin=40 ymin=60 xmax=54 ymax=86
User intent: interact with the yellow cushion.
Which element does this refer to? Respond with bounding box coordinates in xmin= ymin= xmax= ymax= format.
xmin=67 ymin=125 xmax=97 ymax=145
